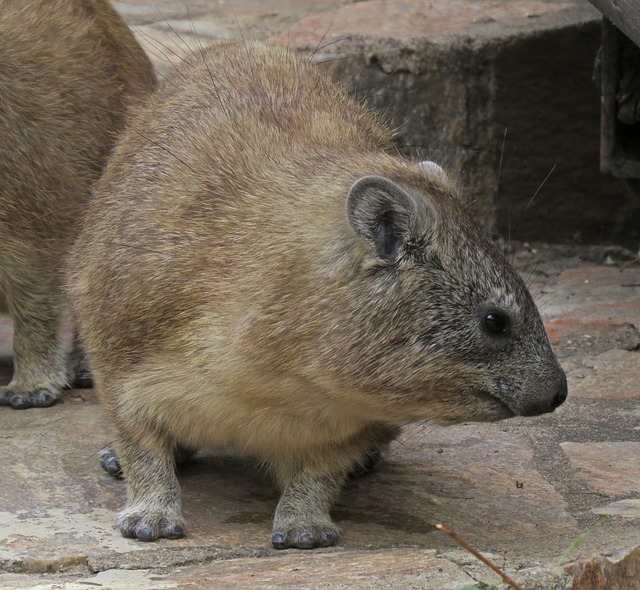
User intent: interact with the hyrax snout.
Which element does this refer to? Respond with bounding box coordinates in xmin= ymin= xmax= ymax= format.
xmin=68 ymin=41 xmax=567 ymax=549
xmin=0 ymin=0 xmax=155 ymax=409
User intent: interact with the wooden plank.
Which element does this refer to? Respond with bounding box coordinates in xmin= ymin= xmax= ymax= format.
xmin=588 ymin=0 xmax=640 ymax=46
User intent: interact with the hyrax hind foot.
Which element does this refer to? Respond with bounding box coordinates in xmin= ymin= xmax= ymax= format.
xmin=349 ymin=443 xmax=389 ymax=478
xmin=349 ymin=424 xmax=399 ymax=478
xmin=99 ymin=449 xmax=124 ymax=478
xmin=67 ymin=335 xmax=93 ymax=389
xmin=118 ymin=505 xmax=186 ymax=541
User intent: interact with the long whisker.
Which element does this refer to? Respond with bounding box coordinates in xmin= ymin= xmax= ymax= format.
xmin=522 ymin=163 xmax=557 ymax=217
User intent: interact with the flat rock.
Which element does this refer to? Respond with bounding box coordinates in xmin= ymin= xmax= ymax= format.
xmin=592 ymin=499 xmax=640 ymax=519
xmin=566 ymin=349 xmax=640 ymax=400
xmin=561 ymin=442 xmax=640 ymax=497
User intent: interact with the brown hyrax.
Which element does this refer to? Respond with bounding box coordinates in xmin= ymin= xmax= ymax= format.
xmin=0 ymin=0 xmax=155 ymax=409
xmin=68 ymin=41 xmax=567 ymax=549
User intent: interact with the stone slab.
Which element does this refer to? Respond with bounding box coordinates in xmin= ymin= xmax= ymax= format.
xmin=0 ymin=550 xmax=502 ymax=590
xmin=593 ymin=499 xmax=640 ymax=519
xmin=543 ymin=266 xmax=640 ymax=351
xmin=565 ymin=546 xmax=640 ymax=590
xmin=566 ymin=349 xmax=640 ymax=400
xmin=561 ymin=442 xmax=640 ymax=497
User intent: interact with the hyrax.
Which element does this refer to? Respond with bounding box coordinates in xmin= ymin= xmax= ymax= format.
xmin=68 ymin=41 xmax=567 ymax=549
xmin=0 ymin=0 xmax=155 ymax=408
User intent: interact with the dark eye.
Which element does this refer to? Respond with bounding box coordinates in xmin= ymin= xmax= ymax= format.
xmin=483 ymin=311 xmax=510 ymax=335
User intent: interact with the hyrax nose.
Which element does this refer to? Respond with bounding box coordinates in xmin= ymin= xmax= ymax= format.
xmin=521 ymin=371 xmax=568 ymax=417
xmin=550 ymin=372 xmax=568 ymax=411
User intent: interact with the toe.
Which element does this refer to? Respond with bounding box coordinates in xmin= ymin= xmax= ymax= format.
xmin=31 ymin=390 xmax=57 ymax=407
xmin=11 ymin=395 xmax=32 ymax=409
xmin=271 ymin=532 xmax=287 ymax=549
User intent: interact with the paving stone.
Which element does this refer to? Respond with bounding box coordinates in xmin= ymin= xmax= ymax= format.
xmin=560 ymin=442 xmax=640 ymax=497
xmin=0 ymin=392 xmax=577 ymax=573
xmin=592 ymin=499 xmax=640 ymax=519
xmin=0 ymin=551 xmax=491 ymax=590
xmin=0 ymin=569 xmax=177 ymax=590
xmin=370 ymin=424 xmax=577 ymax=547
xmin=543 ymin=266 xmax=640 ymax=350
xmin=566 ymin=349 xmax=640 ymax=400
xmin=278 ymin=0 xmax=576 ymax=44
xmin=166 ymin=548 xmax=479 ymax=590
xmin=544 ymin=266 xmax=640 ymax=318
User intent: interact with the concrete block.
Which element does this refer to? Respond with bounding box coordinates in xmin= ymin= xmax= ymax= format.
xmin=120 ymin=0 xmax=639 ymax=246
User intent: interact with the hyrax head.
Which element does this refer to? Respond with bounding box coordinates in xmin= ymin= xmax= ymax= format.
xmin=281 ymin=161 xmax=567 ymax=427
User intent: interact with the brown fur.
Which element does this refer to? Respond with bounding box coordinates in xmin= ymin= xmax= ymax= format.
xmin=0 ymin=0 xmax=156 ymax=408
xmin=67 ymin=41 xmax=567 ymax=549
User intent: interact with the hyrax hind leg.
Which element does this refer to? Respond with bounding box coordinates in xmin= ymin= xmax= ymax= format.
xmin=0 ymin=268 xmax=68 ymax=409
xmin=349 ymin=423 xmax=400 ymax=478
xmin=67 ymin=330 xmax=93 ymax=389
xmin=99 ymin=444 xmax=197 ymax=479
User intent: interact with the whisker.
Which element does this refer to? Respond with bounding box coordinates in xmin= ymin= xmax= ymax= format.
xmin=151 ymin=0 xmax=195 ymax=57
xmin=308 ymin=22 xmax=334 ymax=61
xmin=232 ymin=6 xmax=247 ymax=46
xmin=135 ymin=26 xmax=189 ymax=76
xmin=186 ymin=5 xmax=231 ymax=118
xmin=85 ymin=440 xmax=116 ymax=460
xmin=126 ymin=125 xmax=198 ymax=175
xmin=313 ymin=35 xmax=356 ymax=57
xmin=522 ymin=163 xmax=557 ymax=218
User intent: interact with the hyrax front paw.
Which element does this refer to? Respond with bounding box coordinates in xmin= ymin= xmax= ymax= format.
xmin=117 ymin=506 xmax=186 ymax=542
xmin=0 ymin=386 xmax=59 ymax=409
xmin=272 ymin=472 xmax=345 ymax=549
xmin=271 ymin=521 xmax=341 ymax=550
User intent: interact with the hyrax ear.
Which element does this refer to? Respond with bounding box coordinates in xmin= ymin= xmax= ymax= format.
xmin=347 ymin=176 xmax=416 ymax=262
xmin=418 ymin=160 xmax=446 ymax=177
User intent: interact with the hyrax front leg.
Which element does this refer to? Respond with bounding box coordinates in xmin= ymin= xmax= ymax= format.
xmin=116 ymin=430 xmax=186 ymax=541
xmin=0 ymin=272 xmax=67 ymax=409
xmin=271 ymin=471 xmax=345 ymax=550
xmin=271 ymin=424 xmax=399 ymax=550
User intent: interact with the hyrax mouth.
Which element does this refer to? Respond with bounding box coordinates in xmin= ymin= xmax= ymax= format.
xmin=480 ymin=370 xmax=568 ymax=420
xmin=470 ymin=389 xmax=517 ymax=421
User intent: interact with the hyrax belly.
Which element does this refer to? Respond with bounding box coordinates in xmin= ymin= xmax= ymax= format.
xmin=68 ymin=41 xmax=567 ymax=549
xmin=0 ymin=0 xmax=155 ymax=409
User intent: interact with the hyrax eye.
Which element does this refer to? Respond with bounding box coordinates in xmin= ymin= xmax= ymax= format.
xmin=483 ymin=311 xmax=510 ymax=335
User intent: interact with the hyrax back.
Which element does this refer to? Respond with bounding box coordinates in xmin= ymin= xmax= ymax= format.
xmin=68 ymin=41 xmax=567 ymax=549
xmin=0 ymin=0 xmax=155 ymax=408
